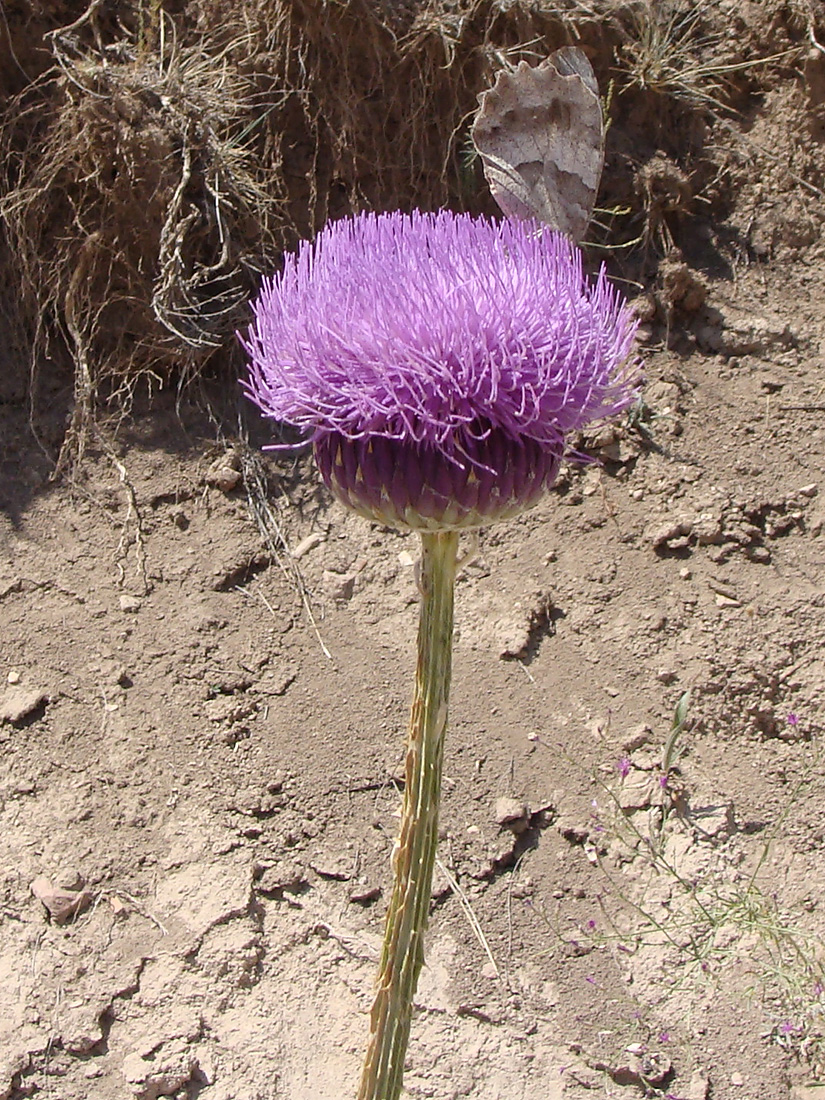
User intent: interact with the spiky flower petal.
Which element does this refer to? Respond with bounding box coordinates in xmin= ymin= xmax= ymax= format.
xmin=243 ymin=210 xmax=638 ymax=529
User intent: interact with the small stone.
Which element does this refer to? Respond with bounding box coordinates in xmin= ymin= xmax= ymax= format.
xmin=650 ymin=518 xmax=693 ymax=550
xmin=116 ymin=668 xmax=134 ymax=688
xmin=693 ymin=512 xmax=723 ymax=545
xmin=7 ymin=670 xmax=20 ymax=684
xmin=588 ymin=424 xmax=618 ymax=451
xmin=119 ymin=594 xmax=142 ymax=613
xmin=678 ymin=567 xmax=692 ymax=579
xmin=430 ymin=863 xmax=451 ymax=899
xmin=494 ymin=796 xmax=530 ymax=833
xmin=206 ymin=451 xmax=242 ymax=492
xmin=291 ymin=532 xmax=325 ymax=559
xmin=599 ymin=1052 xmax=672 ymax=1088
xmin=791 ymin=1086 xmax=825 ymax=1100
xmin=618 ymin=774 xmax=653 ymax=812
xmin=687 ymin=1068 xmax=709 ymax=1100
xmin=498 ymin=622 xmax=532 ymax=658
xmin=747 ymin=546 xmax=771 ymax=563
xmin=258 ymin=667 xmax=297 ymax=696
xmin=798 ymin=483 xmax=818 ymax=498
xmin=622 ymin=724 xmax=652 ymax=752
xmin=349 ymin=885 xmax=381 ymax=904
xmin=231 ymin=787 xmax=266 ymax=815
xmin=256 ymin=862 xmax=307 ymax=894
xmin=63 ymin=1026 xmax=102 ymax=1055
xmin=692 ymin=803 xmax=736 ymax=839
xmin=510 ymin=881 xmax=533 ymax=899
xmin=557 ymin=817 xmax=589 ymax=845
xmin=121 ymin=1052 xmax=149 ymax=1085
xmin=731 ymin=1070 xmax=744 ymax=1086
xmin=715 ymin=593 xmax=741 ymax=608
xmin=54 ymin=867 xmax=85 ymax=891
xmin=309 ymin=856 xmax=351 ymax=881
xmin=697 ymin=306 xmax=794 ymax=357
xmin=0 ymin=687 xmax=48 ymax=724
xmin=323 ymin=570 xmax=356 ymax=602
xmin=122 ymin=1049 xmax=201 ymax=1097
xmin=31 ymin=875 xmax=93 ymax=924
xmin=630 ymin=748 xmax=658 ymax=771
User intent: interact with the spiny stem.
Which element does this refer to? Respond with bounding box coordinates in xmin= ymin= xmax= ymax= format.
xmin=357 ymin=528 xmax=459 ymax=1100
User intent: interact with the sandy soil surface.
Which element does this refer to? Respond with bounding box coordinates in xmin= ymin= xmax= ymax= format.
xmin=3 ymin=7 xmax=825 ymax=1100
xmin=3 ymin=243 xmax=825 ymax=1100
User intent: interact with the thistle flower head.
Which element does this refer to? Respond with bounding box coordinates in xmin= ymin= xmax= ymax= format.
xmin=243 ymin=210 xmax=639 ymax=529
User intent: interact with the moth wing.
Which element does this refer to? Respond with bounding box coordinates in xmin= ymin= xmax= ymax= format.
xmin=546 ymin=45 xmax=599 ymax=97
xmin=471 ymin=48 xmax=604 ymax=242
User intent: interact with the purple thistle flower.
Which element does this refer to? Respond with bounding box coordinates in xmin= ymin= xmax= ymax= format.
xmin=616 ymin=755 xmax=632 ymax=778
xmin=243 ymin=211 xmax=639 ymax=530
xmin=787 ymin=713 xmax=799 ymax=727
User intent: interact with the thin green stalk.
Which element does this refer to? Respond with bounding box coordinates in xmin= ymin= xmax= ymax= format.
xmin=357 ymin=528 xmax=459 ymax=1100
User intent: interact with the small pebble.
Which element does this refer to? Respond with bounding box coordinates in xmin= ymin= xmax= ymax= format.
xmin=715 ymin=594 xmax=741 ymax=608
xmin=494 ymin=796 xmax=530 ymax=833
xmin=291 ymin=532 xmax=325 ymax=559
xmin=349 ymin=885 xmax=381 ymax=904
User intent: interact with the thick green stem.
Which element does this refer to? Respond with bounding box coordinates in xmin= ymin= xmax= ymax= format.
xmin=357 ymin=528 xmax=459 ymax=1100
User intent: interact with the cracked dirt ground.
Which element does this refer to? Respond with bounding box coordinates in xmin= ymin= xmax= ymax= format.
xmin=3 ymin=239 xmax=825 ymax=1100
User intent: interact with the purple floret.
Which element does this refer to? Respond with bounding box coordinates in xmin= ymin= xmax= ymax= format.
xmin=242 ymin=210 xmax=639 ymax=460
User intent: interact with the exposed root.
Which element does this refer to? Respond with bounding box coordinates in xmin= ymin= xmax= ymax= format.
xmin=0 ymin=0 xmax=820 ymax=465
xmin=238 ymin=437 xmax=332 ymax=660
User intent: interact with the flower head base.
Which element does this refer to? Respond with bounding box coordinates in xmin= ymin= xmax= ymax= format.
xmin=244 ymin=210 xmax=639 ymax=530
xmin=314 ymin=427 xmax=561 ymax=531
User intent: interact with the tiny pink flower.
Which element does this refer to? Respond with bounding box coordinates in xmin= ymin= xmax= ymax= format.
xmin=616 ymin=755 xmax=631 ymax=778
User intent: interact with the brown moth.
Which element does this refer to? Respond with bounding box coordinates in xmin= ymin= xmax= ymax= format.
xmin=471 ymin=47 xmax=605 ymax=243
